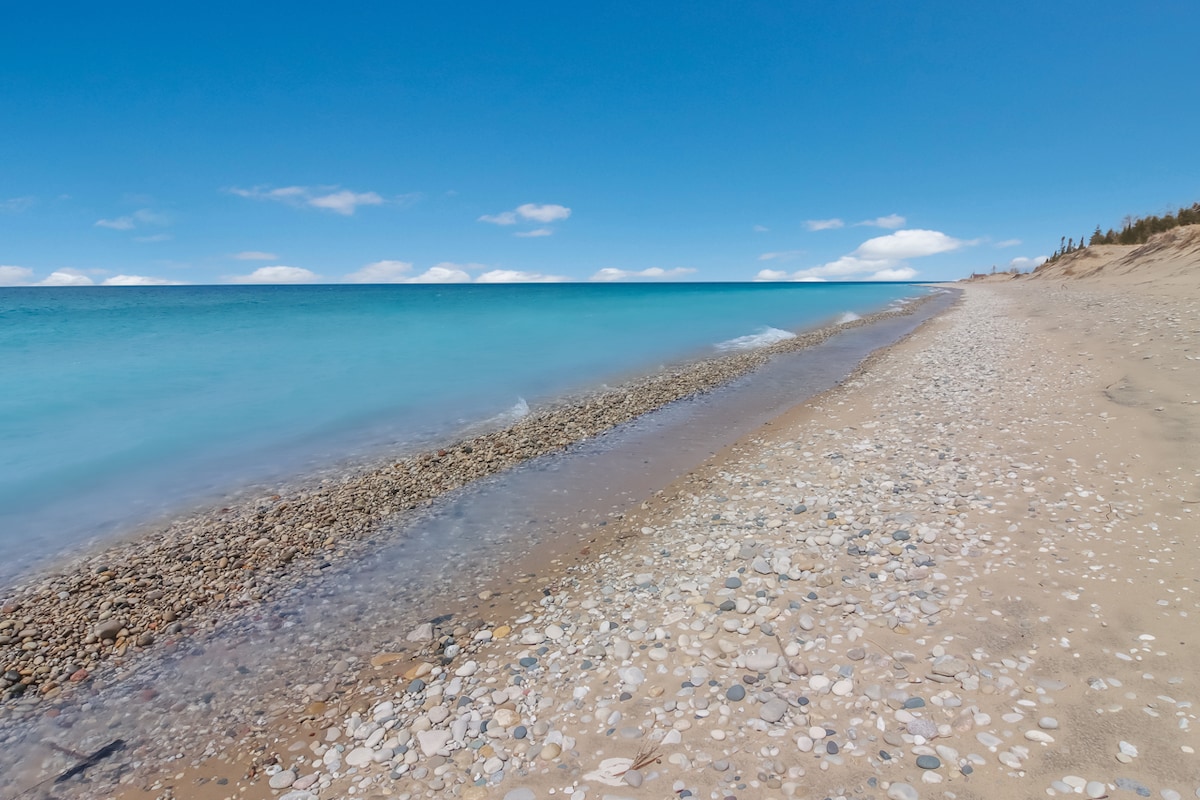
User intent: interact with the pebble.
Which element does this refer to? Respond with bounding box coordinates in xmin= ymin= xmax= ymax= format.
xmin=1115 ymin=778 xmax=1150 ymax=797
xmin=759 ymin=698 xmax=788 ymax=723
xmin=10 ymin=286 xmax=1199 ymax=800
xmin=345 ymin=747 xmax=374 ymax=767
xmin=269 ymin=770 xmax=297 ymax=789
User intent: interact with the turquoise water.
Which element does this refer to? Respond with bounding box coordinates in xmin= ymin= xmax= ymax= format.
xmin=0 ymin=282 xmax=926 ymax=577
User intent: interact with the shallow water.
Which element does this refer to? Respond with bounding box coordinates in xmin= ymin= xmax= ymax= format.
xmin=0 ymin=282 xmax=926 ymax=581
xmin=0 ymin=289 xmax=959 ymax=794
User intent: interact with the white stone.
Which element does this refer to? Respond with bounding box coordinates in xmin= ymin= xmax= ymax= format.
xmin=887 ymin=782 xmax=919 ymax=800
xmin=269 ymin=770 xmax=297 ymax=789
xmin=417 ymin=729 xmax=452 ymax=756
xmin=344 ymin=747 xmax=374 ymax=768
xmin=406 ymin=622 xmax=434 ymax=642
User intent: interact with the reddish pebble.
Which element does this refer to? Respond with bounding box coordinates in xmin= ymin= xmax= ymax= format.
xmin=69 ymin=669 xmax=89 ymax=682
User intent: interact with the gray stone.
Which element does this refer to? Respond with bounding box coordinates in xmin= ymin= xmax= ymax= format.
xmin=906 ymin=718 xmax=938 ymax=739
xmin=406 ymin=622 xmax=434 ymax=642
xmin=759 ymin=698 xmax=788 ymax=723
xmin=268 ymin=770 xmax=297 ymax=789
xmin=1114 ymin=778 xmax=1150 ymax=797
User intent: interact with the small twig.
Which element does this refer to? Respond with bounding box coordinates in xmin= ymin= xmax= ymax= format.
xmin=54 ymin=738 xmax=126 ymax=783
xmin=617 ymin=739 xmax=662 ymax=775
xmin=5 ymin=739 xmax=126 ymax=800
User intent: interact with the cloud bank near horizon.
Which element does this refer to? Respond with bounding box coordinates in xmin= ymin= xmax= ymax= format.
xmin=756 ymin=228 xmax=973 ymax=282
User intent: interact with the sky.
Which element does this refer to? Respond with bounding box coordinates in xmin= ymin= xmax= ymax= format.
xmin=2 ymin=2 xmax=1198 ymax=286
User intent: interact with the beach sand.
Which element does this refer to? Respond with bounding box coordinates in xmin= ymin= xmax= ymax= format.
xmin=5 ymin=229 xmax=1200 ymax=800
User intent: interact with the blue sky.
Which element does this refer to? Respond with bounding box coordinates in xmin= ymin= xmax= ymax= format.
xmin=2 ymin=2 xmax=1198 ymax=286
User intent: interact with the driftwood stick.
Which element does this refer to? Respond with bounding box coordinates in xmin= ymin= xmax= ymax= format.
xmin=53 ymin=738 xmax=126 ymax=783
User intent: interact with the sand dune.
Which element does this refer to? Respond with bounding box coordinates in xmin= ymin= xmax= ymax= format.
xmin=1027 ymin=224 xmax=1200 ymax=285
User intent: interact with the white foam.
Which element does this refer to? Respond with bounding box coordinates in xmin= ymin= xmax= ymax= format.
xmin=835 ymin=311 xmax=861 ymax=325
xmin=715 ymin=326 xmax=797 ymax=352
xmin=482 ymin=397 xmax=530 ymax=429
xmin=508 ymin=397 xmax=530 ymax=419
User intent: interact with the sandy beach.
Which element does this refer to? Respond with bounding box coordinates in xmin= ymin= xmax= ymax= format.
xmin=5 ymin=229 xmax=1200 ymax=800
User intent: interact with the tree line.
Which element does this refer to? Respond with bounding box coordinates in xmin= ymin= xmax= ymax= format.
xmin=1041 ymin=201 xmax=1200 ymax=265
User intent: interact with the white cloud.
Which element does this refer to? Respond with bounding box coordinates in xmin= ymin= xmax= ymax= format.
xmin=478 ymin=211 xmax=518 ymax=225
xmin=515 ymin=203 xmax=570 ymax=223
xmin=308 ymin=190 xmax=384 ymax=215
xmin=805 ymin=218 xmax=844 ymax=231
xmin=514 ymin=228 xmax=554 ymax=238
xmin=480 ymin=203 xmax=572 ymax=231
xmin=795 ymin=255 xmax=896 ymax=280
xmin=134 ymin=233 xmax=172 ymax=243
xmin=1 ymin=196 xmax=35 ymax=213
xmin=995 ymin=239 xmax=1022 ymax=248
xmin=856 ymin=214 xmax=906 ymax=229
xmin=233 ymin=251 xmax=278 ymax=260
xmin=753 ymin=224 xmax=769 ymax=233
xmin=229 ymin=185 xmax=387 ymax=215
xmin=757 ymin=250 xmax=805 ymax=262
xmin=230 ymin=185 xmax=307 ymax=203
xmin=39 ymin=269 xmax=94 ymax=287
xmin=854 ymin=229 xmax=966 ymax=260
xmin=1008 ymin=255 xmax=1048 ymax=272
xmin=754 ymin=269 xmax=791 ymax=281
xmin=95 ymin=208 xmax=170 ymax=231
xmin=102 ymin=274 xmax=185 ymax=286
xmin=344 ymin=260 xmax=415 ymax=283
xmin=758 ymin=227 xmax=971 ymax=281
xmin=589 ymin=267 xmax=696 ymax=282
xmin=0 ymin=265 xmax=34 ymax=285
xmin=476 ymin=269 xmax=567 ymax=283
xmin=229 ymin=265 xmax=319 ymax=284
xmin=405 ymin=264 xmax=473 ymax=283
xmin=868 ymin=267 xmax=918 ymax=281
xmin=95 ymin=216 xmax=135 ymax=230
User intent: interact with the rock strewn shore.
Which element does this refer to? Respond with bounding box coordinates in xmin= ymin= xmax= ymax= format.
xmin=127 ymin=279 xmax=1199 ymax=800
xmin=0 ymin=296 xmax=937 ymax=715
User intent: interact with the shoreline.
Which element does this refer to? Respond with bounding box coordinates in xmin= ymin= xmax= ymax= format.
xmin=0 ymin=290 xmax=948 ymax=720
xmin=99 ymin=275 xmax=1200 ymax=800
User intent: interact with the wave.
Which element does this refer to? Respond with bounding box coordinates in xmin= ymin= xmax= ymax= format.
xmin=714 ymin=326 xmax=797 ymax=352
xmin=835 ymin=311 xmax=861 ymax=325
